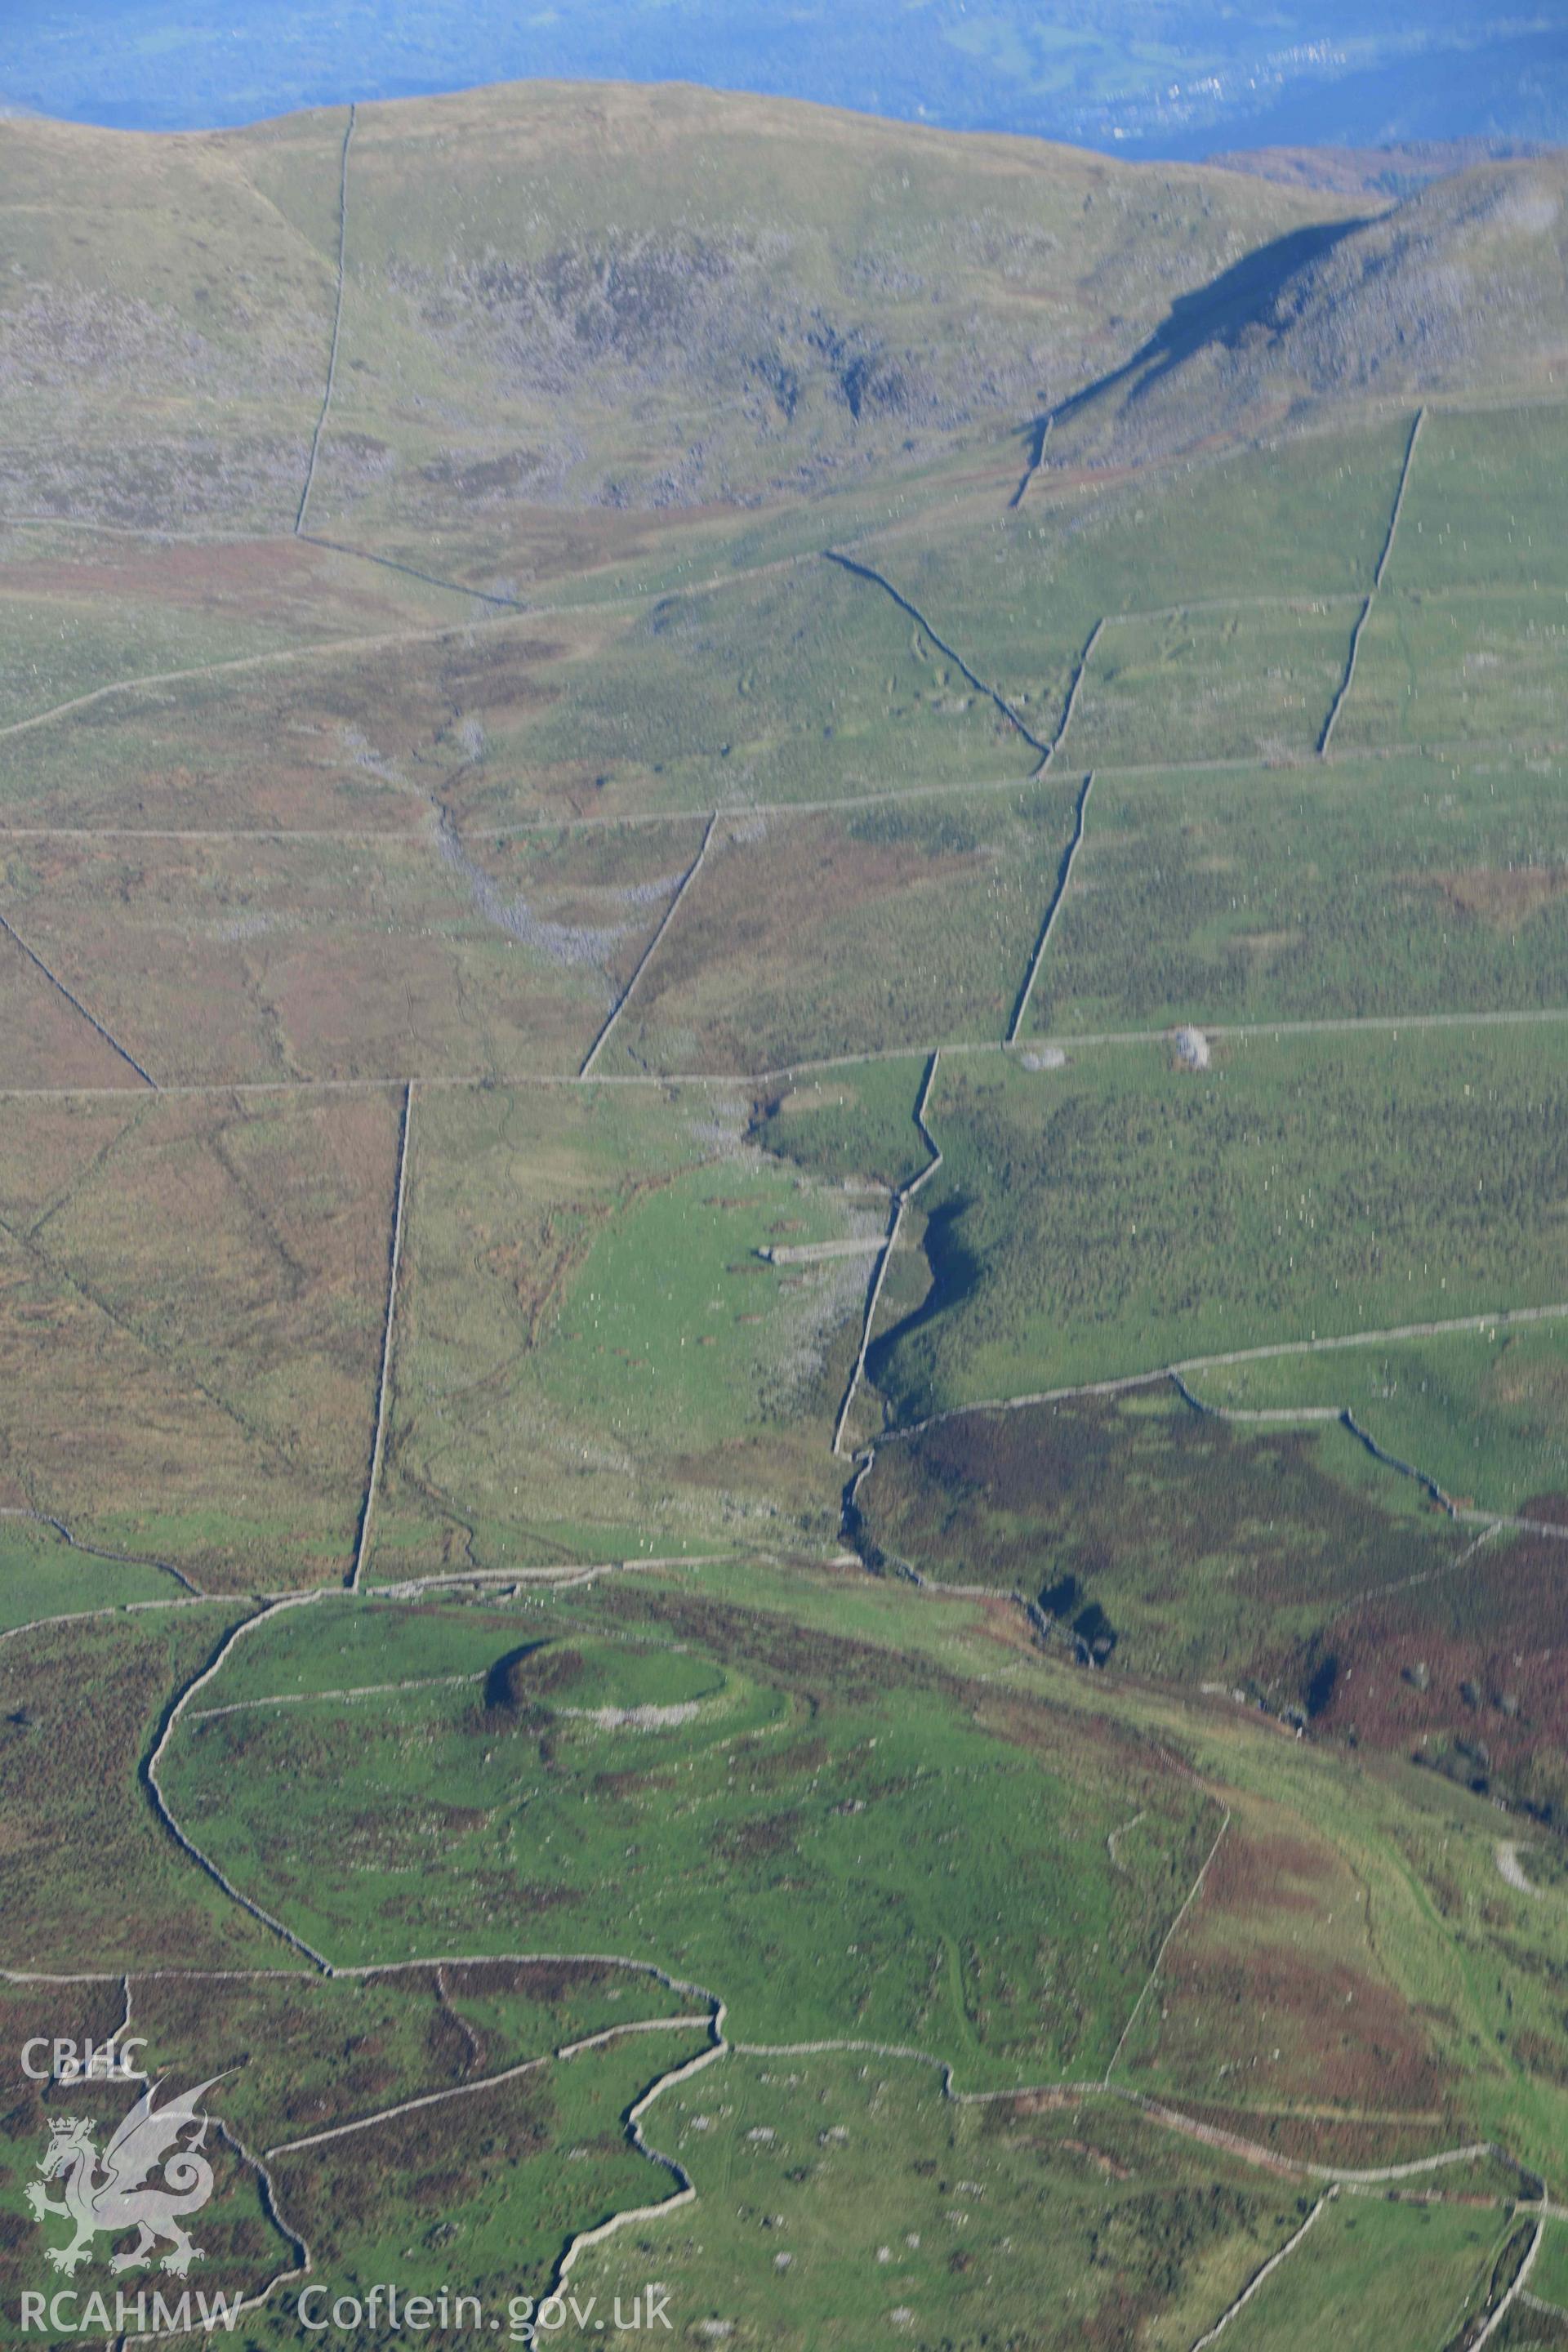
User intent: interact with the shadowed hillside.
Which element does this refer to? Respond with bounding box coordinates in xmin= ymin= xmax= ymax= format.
xmin=1049 ymin=155 xmax=1568 ymax=470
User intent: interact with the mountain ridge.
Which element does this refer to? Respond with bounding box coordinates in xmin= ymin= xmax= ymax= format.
xmin=1045 ymin=153 xmax=1568 ymax=472
xmin=0 ymin=79 xmax=1362 ymax=529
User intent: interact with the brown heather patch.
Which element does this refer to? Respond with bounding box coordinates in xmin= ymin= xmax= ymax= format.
xmin=973 ymin=1689 xmax=1189 ymax=1800
xmin=5 ymin=843 xmax=85 ymax=893
xmin=363 ymin=493 xmax=747 ymax=597
xmin=483 ymin=1182 xmax=639 ymax=1348
xmin=710 ymin=1807 xmax=803 ymax=1861
xmin=663 ymin=1422 xmax=841 ymax=1504
xmin=588 ymin=1763 xmax=678 ymax=1802
xmin=425 ymin=1998 xmax=483 ymax=2079
xmin=0 ymin=1096 xmax=147 ymax=1226
xmin=0 ymin=1088 xmax=399 ymax=1582
xmin=1235 ymin=927 xmax=1308 ymax=964
xmin=1512 ymin=2032 xmax=1568 ymax=2090
xmin=1163 ymin=2097 xmax=1459 ymax=2171
xmin=428 ymin=627 xmax=576 ymax=727
xmin=126 ymin=1972 xmax=423 ymax=2121
xmin=1060 ymin=2136 xmax=1134 ymax=2179
xmin=440 ymin=1958 xmax=629 ymax=2004
xmin=1428 ymin=865 xmax=1568 ymax=926
xmin=1303 ymin=1521 xmax=1568 ymax=1814
xmin=0 ymin=1613 xmax=281 ymax=1970
xmin=1127 ymin=1801 xmax=1444 ymax=2111
xmin=634 ymin=817 xmax=987 ymax=1013
xmin=860 ymin=1393 xmax=1452 ymax=1673
xmin=0 ymin=537 xmax=414 ymax=630
xmin=0 ymin=1981 xmax=127 ymax=2115
xmin=0 ymin=924 xmax=145 ymax=1092
xmin=1209 ymin=1828 xmax=1339 ymax=1917
xmin=274 ymin=2071 xmax=554 ymax=2238
xmin=102 ymin=1958 xmax=682 ymax=2119
xmin=496 ymin=1644 xmax=586 ymax=1704
xmin=1492 ymin=1334 xmax=1568 ymax=1411
xmin=993 ymin=2087 xmax=1080 ymax=2118
xmin=603 ymin=1585 xmax=919 ymax=1708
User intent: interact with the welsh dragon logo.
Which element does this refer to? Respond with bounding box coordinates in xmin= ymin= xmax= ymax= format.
xmin=25 ymin=2078 xmax=225 ymax=2277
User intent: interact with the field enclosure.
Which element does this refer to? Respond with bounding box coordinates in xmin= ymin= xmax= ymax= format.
xmin=2 ymin=82 xmax=1566 ymax=2350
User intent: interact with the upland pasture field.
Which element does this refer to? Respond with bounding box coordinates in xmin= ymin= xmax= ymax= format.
xmin=1022 ymin=751 xmax=1568 ymax=1033
xmin=1 ymin=78 xmax=1566 ymax=2350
